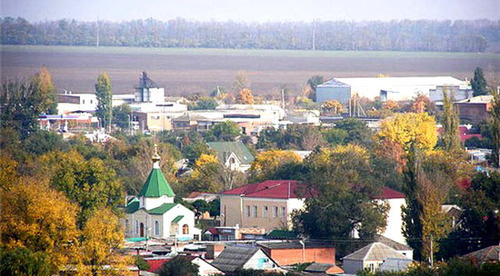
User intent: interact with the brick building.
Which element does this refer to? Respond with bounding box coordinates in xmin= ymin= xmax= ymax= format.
xmin=259 ymin=241 xmax=336 ymax=266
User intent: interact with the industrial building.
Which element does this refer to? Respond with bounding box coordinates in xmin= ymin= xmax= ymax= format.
xmin=316 ymin=76 xmax=470 ymax=103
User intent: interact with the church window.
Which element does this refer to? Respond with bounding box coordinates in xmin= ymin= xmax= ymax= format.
xmin=246 ymin=205 xmax=251 ymax=217
xmin=135 ymin=220 xmax=139 ymax=234
xmin=182 ymin=224 xmax=189 ymax=234
xmin=155 ymin=221 xmax=160 ymax=236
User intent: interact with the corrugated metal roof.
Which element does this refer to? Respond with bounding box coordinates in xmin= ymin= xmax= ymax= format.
xmin=138 ymin=168 xmax=175 ymax=198
xmin=172 ymin=215 xmax=184 ymax=223
xmin=343 ymin=242 xmax=409 ymax=261
xmin=211 ymin=246 xmax=260 ymax=272
xmin=207 ymin=141 xmax=255 ymax=165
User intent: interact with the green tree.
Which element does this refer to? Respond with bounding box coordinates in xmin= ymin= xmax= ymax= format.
xmin=0 ymin=246 xmax=51 ymax=276
xmin=112 ymin=104 xmax=132 ymax=129
xmin=335 ymin=118 xmax=373 ymax=146
xmin=95 ymin=72 xmax=113 ymax=131
xmin=471 ymin=67 xmax=488 ymax=97
xmin=441 ymin=88 xmax=462 ymax=153
xmin=1 ymin=81 xmax=46 ymax=138
xmin=295 ymin=145 xmax=388 ymax=241
xmin=205 ymin=121 xmax=241 ymax=141
xmin=188 ymin=97 xmax=218 ymax=110
xmin=39 ymin=150 xmax=123 ymax=227
xmin=157 ymin=256 xmax=199 ymax=276
xmin=321 ymin=128 xmax=348 ymax=145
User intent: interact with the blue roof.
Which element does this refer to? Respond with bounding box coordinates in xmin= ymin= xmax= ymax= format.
xmin=317 ymin=78 xmax=350 ymax=88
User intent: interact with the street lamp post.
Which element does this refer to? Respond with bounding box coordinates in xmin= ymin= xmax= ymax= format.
xmin=299 ymin=240 xmax=305 ymax=263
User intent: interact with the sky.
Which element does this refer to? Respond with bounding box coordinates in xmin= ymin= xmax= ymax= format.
xmin=1 ymin=0 xmax=499 ymax=23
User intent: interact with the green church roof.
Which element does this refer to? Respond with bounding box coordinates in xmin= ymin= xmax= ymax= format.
xmin=148 ymin=203 xmax=178 ymax=215
xmin=172 ymin=215 xmax=184 ymax=223
xmin=138 ymin=168 xmax=175 ymax=198
xmin=125 ymin=198 xmax=140 ymax=214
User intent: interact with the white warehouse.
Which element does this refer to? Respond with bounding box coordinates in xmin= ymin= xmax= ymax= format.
xmin=316 ymin=76 xmax=471 ymax=103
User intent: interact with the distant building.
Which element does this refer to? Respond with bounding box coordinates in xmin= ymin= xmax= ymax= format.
xmin=135 ymin=71 xmax=165 ymax=103
xmin=124 ymin=146 xmax=200 ymax=240
xmin=207 ymin=141 xmax=255 ymax=172
xmin=316 ymin=76 xmax=469 ymax=103
xmin=342 ymin=242 xmax=411 ymax=274
xmin=211 ymin=246 xmax=282 ymax=273
xmin=429 ymin=85 xmax=473 ymax=102
xmin=183 ymin=192 xmax=219 ymax=203
xmin=456 ymin=95 xmax=493 ymax=124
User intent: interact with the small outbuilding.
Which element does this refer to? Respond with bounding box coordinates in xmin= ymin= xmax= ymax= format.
xmin=342 ymin=242 xmax=411 ymax=274
xmin=211 ymin=245 xmax=281 ymax=273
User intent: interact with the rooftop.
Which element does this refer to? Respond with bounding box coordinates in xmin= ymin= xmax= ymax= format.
xmin=138 ymin=168 xmax=175 ymax=198
xmin=343 ymin=242 xmax=409 ymax=261
xmin=259 ymin=241 xmax=334 ymax=250
xmin=211 ymin=246 xmax=263 ymax=272
xmin=207 ymin=141 xmax=255 ymax=165
xmin=221 ymin=180 xmax=308 ymax=199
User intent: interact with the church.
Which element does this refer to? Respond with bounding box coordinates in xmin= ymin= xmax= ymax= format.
xmin=124 ymin=146 xmax=200 ymax=240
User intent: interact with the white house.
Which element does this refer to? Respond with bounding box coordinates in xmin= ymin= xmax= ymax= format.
xmin=342 ymin=242 xmax=411 ymax=274
xmin=211 ymin=246 xmax=282 ymax=273
xmin=124 ymin=146 xmax=200 ymax=240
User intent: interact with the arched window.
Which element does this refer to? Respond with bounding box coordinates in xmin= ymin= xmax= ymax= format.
xmin=155 ymin=221 xmax=160 ymax=236
xmin=135 ymin=220 xmax=139 ymax=234
xmin=182 ymin=224 xmax=189 ymax=234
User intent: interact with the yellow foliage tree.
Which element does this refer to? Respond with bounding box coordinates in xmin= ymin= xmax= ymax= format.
xmin=190 ymin=154 xmax=224 ymax=192
xmin=250 ymin=150 xmax=302 ymax=181
xmin=322 ymin=100 xmax=344 ymax=114
xmin=79 ymin=208 xmax=130 ymax=275
xmin=237 ymin=88 xmax=254 ymax=104
xmin=0 ymin=177 xmax=79 ymax=272
xmin=377 ymin=112 xmax=438 ymax=151
xmin=0 ymin=154 xmax=18 ymax=191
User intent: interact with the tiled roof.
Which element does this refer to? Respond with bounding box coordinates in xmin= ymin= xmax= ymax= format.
xmin=343 ymin=242 xmax=409 ymax=261
xmin=464 ymin=245 xmax=500 ymax=263
xmin=138 ymin=168 xmax=175 ymax=198
xmin=221 ymin=180 xmax=308 ymax=199
xmin=266 ymin=230 xmax=300 ymax=240
xmin=375 ymin=235 xmax=412 ymax=251
xmin=373 ymin=187 xmax=405 ymax=199
xmin=148 ymin=203 xmax=178 ymax=215
xmin=207 ymin=141 xmax=255 ymax=165
xmin=305 ymin=263 xmax=344 ymax=274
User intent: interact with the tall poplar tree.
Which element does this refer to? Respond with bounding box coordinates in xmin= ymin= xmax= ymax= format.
xmin=441 ymin=88 xmax=462 ymax=152
xmin=32 ymin=67 xmax=58 ymax=114
xmin=489 ymin=88 xmax=500 ymax=167
xmin=95 ymin=72 xmax=112 ymax=131
xmin=471 ymin=67 xmax=488 ymax=97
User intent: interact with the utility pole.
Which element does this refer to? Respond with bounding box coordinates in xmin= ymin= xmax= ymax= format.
xmin=430 ymin=234 xmax=434 ymax=267
xmin=96 ymin=16 xmax=100 ymax=49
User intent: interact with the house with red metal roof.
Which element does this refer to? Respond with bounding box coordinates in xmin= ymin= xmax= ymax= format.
xmin=220 ymin=180 xmax=408 ymax=244
xmin=220 ymin=180 xmax=310 ymax=231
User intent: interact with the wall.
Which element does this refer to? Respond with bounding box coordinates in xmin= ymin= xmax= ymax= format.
xmin=342 ymin=259 xmax=364 ymax=275
xmin=457 ymin=103 xmax=490 ymax=124
xmin=378 ymin=198 xmax=407 ymax=245
xmin=263 ymin=247 xmax=335 ymax=266
xmin=316 ymin=86 xmax=351 ymax=104
xmin=243 ymin=250 xmax=279 ymax=271
xmin=142 ymin=195 xmax=174 ymax=210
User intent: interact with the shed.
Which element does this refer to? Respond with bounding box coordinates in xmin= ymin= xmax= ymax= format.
xmin=211 ymin=245 xmax=280 ymax=273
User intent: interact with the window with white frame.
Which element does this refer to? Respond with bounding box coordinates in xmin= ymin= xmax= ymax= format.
xmin=273 ymin=206 xmax=278 ymax=218
xmin=253 ymin=206 xmax=258 ymax=217
xmin=281 ymin=207 xmax=286 ymax=220
xmin=135 ymin=220 xmax=139 ymax=234
xmin=246 ymin=205 xmax=251 ymax=217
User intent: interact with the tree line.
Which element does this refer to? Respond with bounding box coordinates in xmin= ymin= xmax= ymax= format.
xmin=1 ymin=17 xmax=498 ymax=52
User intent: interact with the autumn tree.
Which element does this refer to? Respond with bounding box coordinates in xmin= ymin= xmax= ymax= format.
xmin=232 ymin=70 xmax=250 ymax=92
xmin=31 ymin=67 xmax=58 ymax=114
xmin=441 ymin=88 xmax=462 ymax=153
xmin=377 ymin=112 xmax=438 ymax=152
xmin=0 ymin=177 xmax=79 ymax=273
xmin=471 ymin=67 xmax=488 ymax=97
xmin=79 ymin=208 xmax=130 ymax=275
xmin=382 ymin=100 xmax=399 ymax=110
xmin=237 ymin=88 xmax=254 ymax=104
xmin=0 ymin=154 xmax=18 ymax=191
xmin=95 ymin=72 xmax=113 ymax=131
xmin=189 ymin=154 xmax=223 ymax=192
xmin=249 ymin=150 xmax=303 ymax=182
xmin=411 ymin=94 xmax=433 ymax=113
xmin=322 ymin=100 xmax=343 ymax=114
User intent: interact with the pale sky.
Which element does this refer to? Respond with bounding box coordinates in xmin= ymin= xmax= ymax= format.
xmin=1 ymin=0 xmax=499 ymax=22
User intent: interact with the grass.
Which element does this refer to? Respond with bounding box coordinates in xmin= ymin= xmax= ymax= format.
xmin=2 ymin=44 xmax=499 ymax=59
